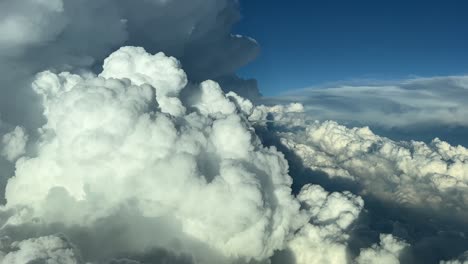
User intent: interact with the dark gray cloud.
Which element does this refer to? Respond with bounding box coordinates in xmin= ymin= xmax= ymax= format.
xmin=0 ymin=0 xmax=259 ymax=130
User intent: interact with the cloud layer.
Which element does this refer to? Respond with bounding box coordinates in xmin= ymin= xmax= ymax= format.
xmin=255 ymin=107 xmax=468 ymax=263
xmin=263 ymin=76 xmax=468 ymax=146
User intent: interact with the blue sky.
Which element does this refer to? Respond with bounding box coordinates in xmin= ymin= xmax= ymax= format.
xmin=235 ymin=0 xmax=468 ymax=96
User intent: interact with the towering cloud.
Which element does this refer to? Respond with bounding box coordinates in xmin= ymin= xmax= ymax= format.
xmin=0 ymin=47 xmax=366 ymax=263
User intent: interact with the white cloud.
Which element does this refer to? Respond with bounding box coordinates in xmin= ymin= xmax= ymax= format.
xmin=100 ymin=46 xmax=188 ymax=116
xmin=440 ymin=251 xmax=468 ymax=264
xmin=277 ymin=119 xmax=468 ymax=221
xmin=0 ymin=235 xmax=81 ymax=264
xmin=0 ymin=47 xmax=365 ymax=263
xmin=1 ymin=126 xmax=28 ymax=162
xmin=288 ymin=184 xmax=364 ymax=264
xmin=194 ymin=80 xmax=237 ymax=117
xmin=265 ymin=75 xmax=468 ymax=129
xmin=100 ymin=46 xmax=187 ymax=97
xmin=356 ymin=234 xmax=408 ymax=264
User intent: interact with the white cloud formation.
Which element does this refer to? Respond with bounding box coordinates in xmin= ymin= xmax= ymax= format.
xmin=0 ymin=47 xmax=366 ymax=264
xmin=0 ymin=0 xmax=260 ymax=134
xmin=274 ymin=118 xmax=468 ymax=219
xmin=248 ymin=105 xmax=468 ymax=263
xmin=1 ymin=126 xmax=28 ymax=162
xmin=356 ymin=234 xmax=408 ymax=264
xmin=0 ymin=235 xmax=81 ymax=264
xmin=277 ymin=119 xmax=468 ymax=221
xmin=0 ymin=42 xmax=465 ymax=263
xmin=288 ymin=184 xmax=364 ymax=264
xmin=100 ymin=46 xmax=188 ymax=116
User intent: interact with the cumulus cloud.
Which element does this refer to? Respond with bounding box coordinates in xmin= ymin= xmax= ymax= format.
xmin=288 ymin=184 xmax=364 ymax=264
xmin=276 ymin=119 xmax=468 ymax=221
xmin=252 ymin=106 xmax=468 ymax=263
xmin=356 ymin=234 xmax=408 ymax=264
xmin=0 ymin=235 xmax=81 ymax=264
xmin=1 ymin=126 xmax=28 ymax=162
xmin=0 ymin=47 xmax=367 ymax=263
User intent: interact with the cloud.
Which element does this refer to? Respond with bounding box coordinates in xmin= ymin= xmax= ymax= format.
xmin=356 ymin=234 xmax=409 ymax=264
xmin=441 ymin=251 xmax=468 ymax=264
xmin=99 ymin=46 xmax=188 ymax=116
xmin=288 ymin=184 xmax=364 ymax=264
xmin=253 ymin=106 xmax=468 ymax=263
xmin=0 ymin=0 xmax=65 ymax=54
xmin=0 ymin=234 xmax=82 ymax=264
xmin=1 ymin=127 xmax=28 ymax=162
xmin=263 ymin=76 xmax=468 ymax=145
xmin=1 ymin=2 xmax=467 ymax=263
xmin=0 ymin=0 xmax=259 ymax=132
xmin=0 ymin=47 xmax=366 ymax=263
xmin=276 ymin=119 xmax=468 ymax=222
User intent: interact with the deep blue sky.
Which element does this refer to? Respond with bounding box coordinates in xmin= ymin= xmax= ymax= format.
xmin=235 ymin=0 xmax=468 ymax=96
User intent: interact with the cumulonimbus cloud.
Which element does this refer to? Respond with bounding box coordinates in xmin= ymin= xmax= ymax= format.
xmin=0 ymin=0 xmax=260 ymax=132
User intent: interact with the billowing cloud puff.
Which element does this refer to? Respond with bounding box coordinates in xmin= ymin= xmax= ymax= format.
xmin=100 ymin=46 xmax=188 ymax=116
xmin=356 ymin=234 xmax=408 ymax=264
xmin=0 ymin=47 xmax=365 ymax=263
xmin=250 ymin=106 xmax=468 ymax=263
xmin=1 ymin=127 xmax=28 ymax=162
xmin=288 ymin=184 xmax=364 ymax=264
xmin=100 ymin=47 xmax=187 ymax=97
xmin=277 ymin=120 xmax=468 ymax=221
xmin=0 ymin=235 xmax=81 ymax=264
